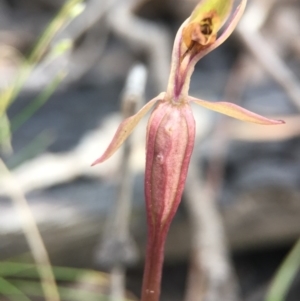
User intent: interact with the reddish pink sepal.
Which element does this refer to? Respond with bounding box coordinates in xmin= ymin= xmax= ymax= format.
xmin=91 ymin=93 xmax=164 ymax=166
xmin=144 ymin=101 xmax=196 ymax=228
xmin=189 ymin=96 xmax=285 ymax=125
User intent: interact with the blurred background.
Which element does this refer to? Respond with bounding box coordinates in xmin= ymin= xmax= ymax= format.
xmin=0 ymin=0 xmax=300 ymax=300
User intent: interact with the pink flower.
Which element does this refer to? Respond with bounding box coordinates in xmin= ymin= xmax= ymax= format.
xmin=92 ymin=0 xmax=284 ymax=299
xmin=92 ymin=0 xmax=283 ymax=168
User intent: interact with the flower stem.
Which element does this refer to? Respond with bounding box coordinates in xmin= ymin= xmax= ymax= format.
xmin=141 ymin=226 xmax=168 ymax=301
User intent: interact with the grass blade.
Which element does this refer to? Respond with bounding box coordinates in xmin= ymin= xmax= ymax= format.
xmin=265 ymin=238 xmax=300 ymax=301
xmin=11 ymin=71 xmax=66 ymax=133
xmin=0 ymin=277 xmax=32 ymax=301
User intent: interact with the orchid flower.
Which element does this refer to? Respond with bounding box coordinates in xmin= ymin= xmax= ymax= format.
xmin=92 ymin=0 xmax=284 ymax=300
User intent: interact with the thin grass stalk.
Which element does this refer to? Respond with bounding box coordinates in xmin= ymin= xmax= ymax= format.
xmin=11 ymin=72 xmax=66 ymax=132
xmin=0 ymin=0 xmax=84 ymax=115
xmin=0 ymin=159 xmax=60 ymax=301
xmin=265 ymin=238 xmax=300 ymax=301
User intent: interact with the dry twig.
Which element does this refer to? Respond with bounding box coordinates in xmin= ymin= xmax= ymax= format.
xmin=107 ymin=0 xmax=171 ymax=93
xmin=95 ymin=64 xmax=147 ymax=300
xmin=184 ymin=157 xmax=239 ymax=301
xmin=237 ymin=0 xmax=300 ymax=111
xmin=183 ymin=51 xmax=253 ymax=301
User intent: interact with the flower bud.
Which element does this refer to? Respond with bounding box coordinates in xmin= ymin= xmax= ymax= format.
xmin=145 ymin=101 xmax=196 ymax=230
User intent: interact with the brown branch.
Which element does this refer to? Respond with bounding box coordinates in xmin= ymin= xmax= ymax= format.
xmin=95 ymin=64 xmax=147 ymax=300
xmin=237 ymin=0 xmax=300 ymax=111
xmin=107 ymin=0 xmax=171 ymax=93
xmin=183 ymin=53 xmax=252 ymax=301
xmin=184 ymin=158 xmax=239 ymax=301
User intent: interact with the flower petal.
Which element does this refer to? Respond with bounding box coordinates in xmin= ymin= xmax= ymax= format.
xmin=92 ymin=93 xmax=164 ymax=166
xmin=210 ymin=0 xmax=248 ymax=50
xmin=182 ymin=0 xmax=234 ymax=54
xmin=190 ymin=0 xmax=248 ymax=62
xmin=189 ymin=96 xmax=285 ymax=125
xmin=189 ymin=0 xmax=233 ymax=29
